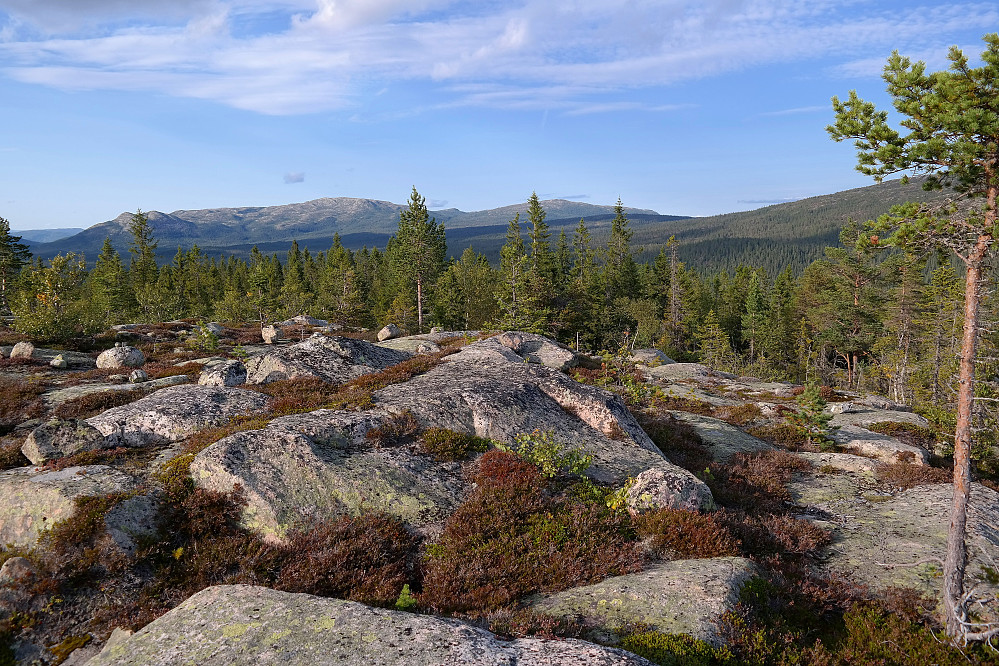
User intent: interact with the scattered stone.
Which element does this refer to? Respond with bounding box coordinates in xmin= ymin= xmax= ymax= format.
xmin=416 ymin=342 xmax=439 ymax=354
xmin=10 ymin=341 xmax=35 ymax=359
xmin=530 ymin=558 xmax=759 ymax=647
xmin=86 ymin=385 xmax=269 ymax=447
xmin=430 ymin=326 xmax=443 ymax=334
xmin=21 ymin=418 xmax=109 ymax=465
xmin=97 ymin=345 xmax=146 ymax=369
xmin=497 ymin=331 xmax=579 ymax=371
xmin=243 ymin=335 xmax=411 ymax=385
xmin=830 ymin=425 xmax=929 ymax=466
xmin=261 ymin=325 xmax=281 ymax=344
xmin=129 ymin=369 xmax=149 ymax=383
xmin=87 ymin=585 xmax=654 ymax=666
xmin=0 ymin=557 xmax=37 ymax=587
xmin=625 ymin=463 xmax=715 ymax=513
xmin=667 ymin=411 xmax=773 ymax=461
xmin=828 ymin=401 xmax=857 ymax=414
xmin=377 ymin=323 xmax=402 ymax=341
xmin=204 ymin=322 xmax=225 ymax=336
xmin=198 ymin=360 xmax=248 ymax=387
xmin=0 ymin=465 xmax=137 ymax=547
xmin=49 ymin=354 xmax=68 ymax=369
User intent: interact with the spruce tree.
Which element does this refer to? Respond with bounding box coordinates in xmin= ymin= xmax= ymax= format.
xmin=389 ymin=188 xmax=446 ymax=332
xmin=0 ymin=217 xmax=30 ymax=313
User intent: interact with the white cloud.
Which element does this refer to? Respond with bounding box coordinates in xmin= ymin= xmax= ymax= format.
xmin=1 ymin=0 xmax=996 ymax=114
xmin=283 ymin=171 xmax=305 ymax=183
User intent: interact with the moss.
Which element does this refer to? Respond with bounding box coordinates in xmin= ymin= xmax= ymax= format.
xmin=48 ymin=634 xmax=92 ymax=665
xmin=618 ymin=627 xmax=733 ymax=665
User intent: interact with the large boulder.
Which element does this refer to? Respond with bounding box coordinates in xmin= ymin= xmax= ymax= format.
xmin=243 ymin=335 xmax=411 ymax=385
xmin=86 ymin=385 xmax=269 ymax=447
xmin=21 ymin=418 xmax=109 ymax=465
xmin=96 ymin=344 xmax=146 ymax=369
xmin=0 ymin=465 xmax=137 ymax=547
xmin=9 ymin=341 xmax=35 ymax=359
xmin=261 ymin=325 xmax=281 ymax=344
xmin=625 ymin=463 xmax=715 ymax=513
xmin=830 ymin=425 xmax=929 ymax=466
xmin=530 ymin=558 xmax=759 ymax=647
xmin=88 ymin=585 xmax=653 ymax=666
xmin=191 ymin=410 xmax=466 ymax=541
xmin=377 ymin=323 xmax=403 ymax=341
xmin=198 ymin=360 xmax=248 ymax=387
xmin=630 ymin=348 xmax=675 ymax=366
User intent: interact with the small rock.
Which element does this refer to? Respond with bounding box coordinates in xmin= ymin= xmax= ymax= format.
xmin=10 ymin=341 xmax=35 ymax=359
xmin=430 ymin=326 xmax=443 ymax=335
xmin=21 ymin=418 xmax=109 ymax=465
xmin=97 ymin=345 xmax=146 ymax=369
xmin=108 ymin=374 xmax=128 ymax=384
xmin=377 ymin=323 xmax=402 ymax=341
xmin=129 ymin=369 xmax=149 ymax=383
xmin=625 ymin=463 xmax=715 ymax=514
xmin=199 ymin=360 xmax=248 ymax=387
xmin=50 ymin=354 xmax=68 ymax=369
xmin=204 ymin=322 xmax=225 ymax=336
xmin=416 ymin=342 xmax=440 ymax=354
xmin=0 ymin=557 xmax=37 ymax=587
xmin=261 ymin=325 xmax=280 ymax=344
xmin=828 ymin=401 xmax=856 ymax=414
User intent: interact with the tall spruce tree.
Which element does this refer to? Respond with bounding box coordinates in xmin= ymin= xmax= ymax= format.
xmin=389 ymin=188 xmax=446 ymax=332
xmin=828 ymin=33 xmax=999 ymax=640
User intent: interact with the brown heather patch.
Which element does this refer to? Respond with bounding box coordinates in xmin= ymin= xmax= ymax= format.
xmin=365 ymin=410 xmax=422 ymax=448
xmin=708 ymin=450 xmax=811 ymax=514
xmin=0 ymin=377 xmax=48 ymax=432
xmin=181 ymin=415 xmax=272 ymax=456
xmin=875 ymin=463 xmax=951 ymax=491
xmin=324 ymin=349 xmax=457 ymax=411
xmin=0 ymin=328 xmax=30 ymax=346
xmin=635 ymin=411 xmax=713 ymax=475
xmin=649 ymin=394 xmax=717 ymax=416
xmin=634 ymin=509 xmax=741 ymax=560
xmin=144 ymin=362 xmax=202 ymax=381
xmin=746 ymin=422 xmax=807 ymax=450
xmin=245 ymin=376 xmax=342 ymax=414
xmin=418 ymin=428 xmax=491 ymax=462
xmin=419 ymin=451 xmax=640 ymax=614
xmin=0 ymin=356 xmax=48 ymax=369
xmin=61 ymin=367 xmax=120 ymax=383
xmin=0 ymin=439 xmax=30 ymax=470
xmin=41 ymin=447 xmax=144 ymax=473
xmin=866 ymin=421 xmax=937 ymax=450
xmin=714 ymin=403 xmax=764 ymax=427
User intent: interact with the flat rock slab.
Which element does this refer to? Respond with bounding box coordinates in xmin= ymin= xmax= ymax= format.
xmin=375 ymin=337 xmax=436 ymax=355
xmin=86 ymin=384 xmax=269 ymax=447
xmin=243 ymin=335 xmax=411 ymax=384
xmin=88 ymin=585 xmax=654 ymax=666
xmin=830 ymin=425 xmax=929 ymax=466
xmin=375 ymin=338 xmax=694 ymax=486
xmin=6 ymin=346 xmax=96 ymax=369
xmin=191 ymin=410 xmax=467 ymax=540
xmin=828 ymin=407 xmax=929 ymax=429
xmin=668 ymin=411 xmax=772 ymax=461
xmin=530 ymin=557 xmax=759 ymax=646
xmin=42 ymin=375 xmax=189 ymax=407
xmin=643 ymin=363 xmax=735 ymax=382
xmin=0 ymin=465 xmax=137 ymax=548
xmin=790 ymin=473 xmax=999 ymax=612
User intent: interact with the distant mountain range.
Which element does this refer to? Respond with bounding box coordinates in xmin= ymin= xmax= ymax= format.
xmin=11 ymin=228 xmax=85 ymax=243
xmin=25 ymin=178 xmax=943 ymax=274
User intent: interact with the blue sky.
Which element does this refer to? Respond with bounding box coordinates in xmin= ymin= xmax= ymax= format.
xmin=1 ymin=0 xmax=995 ymax=229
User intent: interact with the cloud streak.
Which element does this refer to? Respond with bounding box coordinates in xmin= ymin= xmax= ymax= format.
xmin=1 ymin=1 xmax=996 ymax=115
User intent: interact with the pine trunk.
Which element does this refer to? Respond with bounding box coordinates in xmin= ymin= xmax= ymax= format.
xmin=944 ymin=244 xmax=985 ymax=638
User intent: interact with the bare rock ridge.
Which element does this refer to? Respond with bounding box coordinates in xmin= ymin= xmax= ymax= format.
xmin=1 ymin=328 xmax=994 ymax=663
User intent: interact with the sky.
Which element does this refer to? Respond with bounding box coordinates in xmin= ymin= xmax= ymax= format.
xmin=0 ymin=1 xmax=996 ymax=230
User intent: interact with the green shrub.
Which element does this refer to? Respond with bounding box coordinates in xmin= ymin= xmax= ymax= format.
xmin=497 ymin=429 xmax=592 ymax=478
xmin=419 ymin=428 xmax=491 ymax=461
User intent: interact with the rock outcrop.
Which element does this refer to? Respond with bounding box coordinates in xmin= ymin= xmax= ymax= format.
xmin=496 ymin=331 xmax=579 ymax=370
xmin=0 ymin=465 xmax=137 ymax=547
xmin=830 ymin=425 xmax=929 ymax=465
xmin=530 ymin=557 xmax=759 ymax=646
xmin=377 ymin=323 xmax=402 ymax=341
xmin=198 ymin=359 xmax=248 ymax=387
xmin=88 ymin=585 xmax=654 ymax=666
xmin=243 ymin=335 xmax=411 ymax=385
xmin=86 ymin=384 xmax=269 ymax=447
xmin=10 ymin=341 xmax=35 ymax=359
xmin=667 ymin=411 xmax=772 ymax=461
xmin=625 ymin=463 xmax=715 ymax=513
xmin=191 ymin=410 xmax=466 ymax=540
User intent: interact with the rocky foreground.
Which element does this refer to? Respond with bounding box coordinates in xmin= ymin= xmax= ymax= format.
xmin=1 ymin=323 xmax=997 ymax=664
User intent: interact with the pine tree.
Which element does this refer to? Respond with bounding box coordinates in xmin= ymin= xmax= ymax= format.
xmin=828 ymin=33 xmax=999 ymax=639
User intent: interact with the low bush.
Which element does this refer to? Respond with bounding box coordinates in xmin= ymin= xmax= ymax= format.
xmin=0 ymin=377 xmax=47 ymax=433
xmin=707 ymin=450 xmax=810 ymax=514
xmin=420 ymin=451 xmax=640 ymax=613
xmin=419 ymin=428 xmax=491 ymax=461
xmin=867 ymin=421 xmax=938 ymax=450
xmin=365 ymin=410 xmax=422 ymax=448
xmin=875 ymin=462 xmax=951 ymax=490
xmin=633 ymin=509 xmax=741 ymax=560
xmin=497 ymin=429 xmax=592 ymax=478
xmin=618 ymin=626 xmax=733 ymax=666
xmin=637 ymin=412 xmax=713 ymax=475
xmin=714 ymin=403 xmax=763 ymax=427
xmin=0 ymin=440 xmax=29 ymax=470
xmin=249 ymin=376 xmax=342 ymax=415
xmin=745 ymin=423 xmax=807 ymax=450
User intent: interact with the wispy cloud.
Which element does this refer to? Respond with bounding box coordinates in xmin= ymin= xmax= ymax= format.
xmin=283 ymin=171 xmax=305 ymax=183
xmin=758 ymin=105 xmax=826 ymax=117
xmin=1 ymin=1 xmax=995 ymax=114
xmin=428 ymin=199 xmax=448 ymax=208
